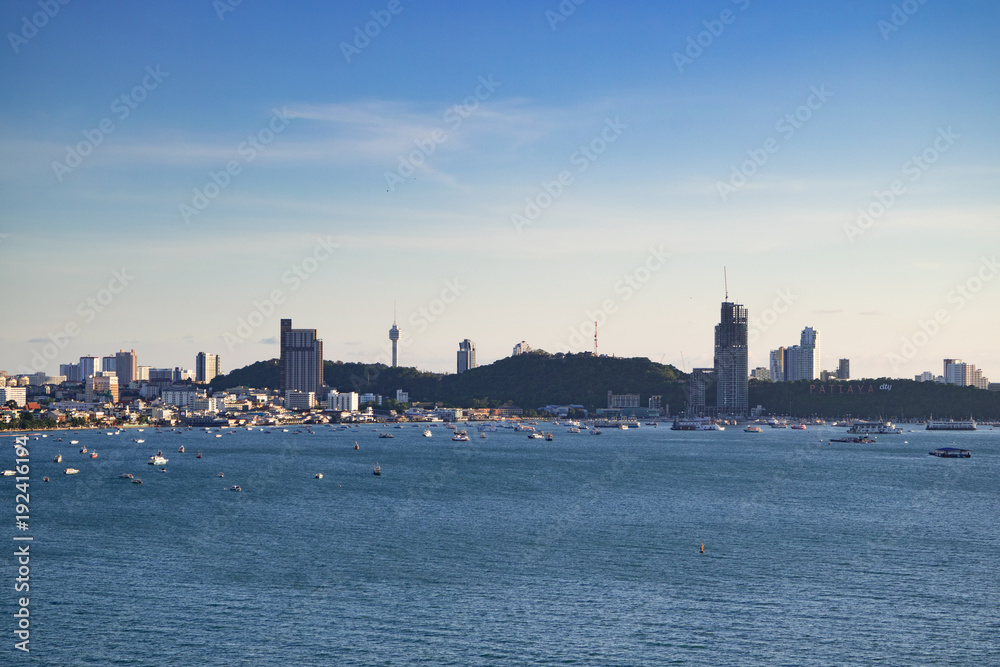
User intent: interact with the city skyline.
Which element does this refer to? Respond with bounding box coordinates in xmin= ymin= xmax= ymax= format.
xmin=2 ymin=2 xmax=998 ymax=380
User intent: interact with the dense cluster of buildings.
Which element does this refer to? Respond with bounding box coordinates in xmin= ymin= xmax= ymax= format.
xmin=915 ymin=359 xmax=994 ymax=390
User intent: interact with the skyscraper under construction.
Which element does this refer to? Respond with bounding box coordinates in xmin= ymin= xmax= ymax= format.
xmin=714 ymin=300 xmax=748 ymax=417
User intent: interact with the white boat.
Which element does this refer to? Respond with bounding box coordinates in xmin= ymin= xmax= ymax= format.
xmin=1 ymin=470 xmax=15 ymax=476
xmin=315 ymin=473 xmax=323 ymax=479
xmin=744 ymin=426 xmax=763 ymax=433
xmin=528 ymin=432 xmax=545 ymax=439
xmin=70 ymin=440 xmax=79 ymax=445
xmin=671 ymin=418 xmax=724 ymax=431
xmin=54 ymin=454 xmax=63 ymax=463
xmin=132 ymin=438 xmax=145 ymax=443
xmin=452 ymin=430 xmax=470 ymax=442
xmin=848 ymin=420 xmax=902 ymax=435
xmin=148 ymin=455 xmax=168 ymax=466
xmin=926 ymin=419 xmax=977 ymax=431
xmin=64 ymin=468 xmax=79 ymax=475
xmin=423 ymin=429 xmax=432 ymax=437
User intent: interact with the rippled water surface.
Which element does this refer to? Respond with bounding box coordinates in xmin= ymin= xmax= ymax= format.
xmin=11 ymin=424 xmax=1000 ymax=665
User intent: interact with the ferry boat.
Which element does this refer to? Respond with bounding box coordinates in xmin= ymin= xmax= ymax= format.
xmin=926 ymin=419 xmax=977 ymax=431
xmin=744 ymin=426 xmax=763 ymax=433
xmin=452 ymin=430 xmax=470 ymax=442
xmin=830 ymin=436 xmax=877 ymax=444
xmin=847 ymin=420 xmax=902 ymax=435
xmin=671 ymin=418 xmax=724 ymax=431
xmin=929 ymin=447 xmax=971 ymax=458
xmin=148 ymin=455 xmax=168 ymax=466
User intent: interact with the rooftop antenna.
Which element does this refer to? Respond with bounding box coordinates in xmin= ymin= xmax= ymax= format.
xmin=724 ymin=267 xmax=729 ymax=300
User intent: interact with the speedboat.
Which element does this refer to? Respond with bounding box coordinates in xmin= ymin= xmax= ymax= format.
xmin=423 ymin=429 xmax=432 ymax=437
xmin=70 ymin=440 xmax=79 ymax=445
xmin=373 ymin=463 xmax=381 ymax=476
xmin=315 ymin=473 xmax=323 ymax=479
xmin=744 ymin=426 xmax=763 ymax=433
xmin=229 ymin=485 xmax=242 ymax=491
xmin=119 ymin=473 xmax=134 ymax=479
xmin=196 ymin=452 xmax=203 ymax=459
xmin=217 ymin=472 xmax=225 ymax=478
xmin=54 ymin=454 xmax=63 ymax=463
xmin=79 ymin=446 xmax=87 ymax=454
xmin=148 ymin=455 xmax=168 ymax=465
xmin=90 ymin=452 xmax=98 ymax=459
xmin=132 ymin=478 xmax=143 ymax=484
xmin=528 ymin=433 xmax=544 ymax=439
xmin=1 ymin=470 xmax=15 ymax=476
xmin=64 ymin=468 xmax=80 ymax=474
xmin=178 ymin=445 xmax=185 ymax=453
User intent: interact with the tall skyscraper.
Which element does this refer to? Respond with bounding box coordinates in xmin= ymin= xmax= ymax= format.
xmin=388 ymin=311 xmax=400 ymax=368
xmin=714 ymin=301 xmax=748 ymax=417
xmin=769 ymin=347 xmax=785 ymax=383
xmin=115 ymin=349 xmax=137 ymax=387
xmin=799 ymin=326 xmax=820 ymax=380
xmin=79 ymin=355 xmax=100 ymax=379
xmin=280 ymin=319 xmax=324 ymax=395
xmin=457 ymin=339 xmax=477 ymax=374
xmin=196 ymin=352 xmax=221 ymax=383
xmin=102 ymin=356 xmax=116 ymax=372
xmin=837 ymin=358 xmax=850 ymax=380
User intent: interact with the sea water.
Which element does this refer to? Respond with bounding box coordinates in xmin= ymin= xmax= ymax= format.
xmin=9 ymin=424 xmax=1000 ymax=665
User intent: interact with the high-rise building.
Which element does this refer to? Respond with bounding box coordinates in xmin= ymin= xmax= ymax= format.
xmin=102 ymin=356 xmax=116 ymax=372
xmin=86 ymin=373 xmax=119 ymax=404
xmin=714 ymin=301 xmax=748 ymax=417
xmin=769 ymin=348 xmax=784 ymax=382
xmin=196 ymin=352 xmax=221 ymax=384
xmin=457 ymin=339 xmax=477 ymax=374
xmin=79 ymin=355 xmax=100 ymax=379
xmin=513 ymin=341 xmax=532 ymax=356
xmin=688 ymin=368 xmax=714 ymax=417
xmin=751 ymin=367 xmax=771 ymax=381
xmin=115 ymin=349 xmax=138 ymax=387
xmin=837 ymin=358 xmax=850 ymax=380
xmin=60 ymin=363 xmax=81 ymax=383
xmin=280 ymin=319 xmax=324 ymax=396
xmin=389 ymin=317 xmax=400 ymax=368
xmin=798 ymin=327 xmax=820 ymax=380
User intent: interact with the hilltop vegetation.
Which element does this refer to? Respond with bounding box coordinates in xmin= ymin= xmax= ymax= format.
xmin=209 ymin=352 xmax=688 ymax=412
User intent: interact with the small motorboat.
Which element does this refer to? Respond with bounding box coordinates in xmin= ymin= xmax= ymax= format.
xmin=354 ymin=442 xmax=360 ymax=450
xmin=196 ymin=452 xmax=203 ymax=459
xmin=79 ymin=446 xmax=87 ymax=454
xmin=378 ymin=432 xmax=394 ymax=439
xmin=217 ymin=472 xmax=225 ymax=478
xmin=423 ymin=429 xmax=432 ymax=437
xmin=70 ymin=440 xmax=79 ymax=445
xmin=1 ymin=470 xmax=15 ymax=476
xmin=43 ymin=476 xmax=49 ymax=482
xmin=54 ymin=454 xmax=63 ymax=463
xmin=178 ymin=445 xmax=185 ymax=453
xmin=132 ymin=478 xmax=143 ymax=485
xmin=528 ymin=433 xmax=544 ymax=439
xmin=64 ymin=468 xmax=79 ymax=475
xmin=89 ymin=452 xmax=98 ymax=459
xmin=229 ymin=485 xmax=242 ymax=492
xmin=744 ymin=426 xmax=763 ymax=433
xmin=315 ymin=473 xmax=323 ymax=479
xmin=119 ymin=473 xmax=134 ymax=479
xmin=373 ymin=463 xmax=381 ymax=476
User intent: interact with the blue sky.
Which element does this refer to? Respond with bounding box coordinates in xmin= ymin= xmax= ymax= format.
xmin=2 ymin=0 xmax=998 ymax=382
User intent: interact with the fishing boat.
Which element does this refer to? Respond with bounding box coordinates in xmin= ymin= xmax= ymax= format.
xmin=373 ymin=463 xmax=381 ymax=476
xmin=79 ymin=446 xmax=87 ymax=454
xmin=90 ymin=452 xmax=98 ymax=459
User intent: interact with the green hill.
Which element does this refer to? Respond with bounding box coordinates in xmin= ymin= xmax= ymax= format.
xmin=749 ymin=378 xmax=1000 ymax=420
xmin=209 ymin=352 xmax=688 ymax=412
